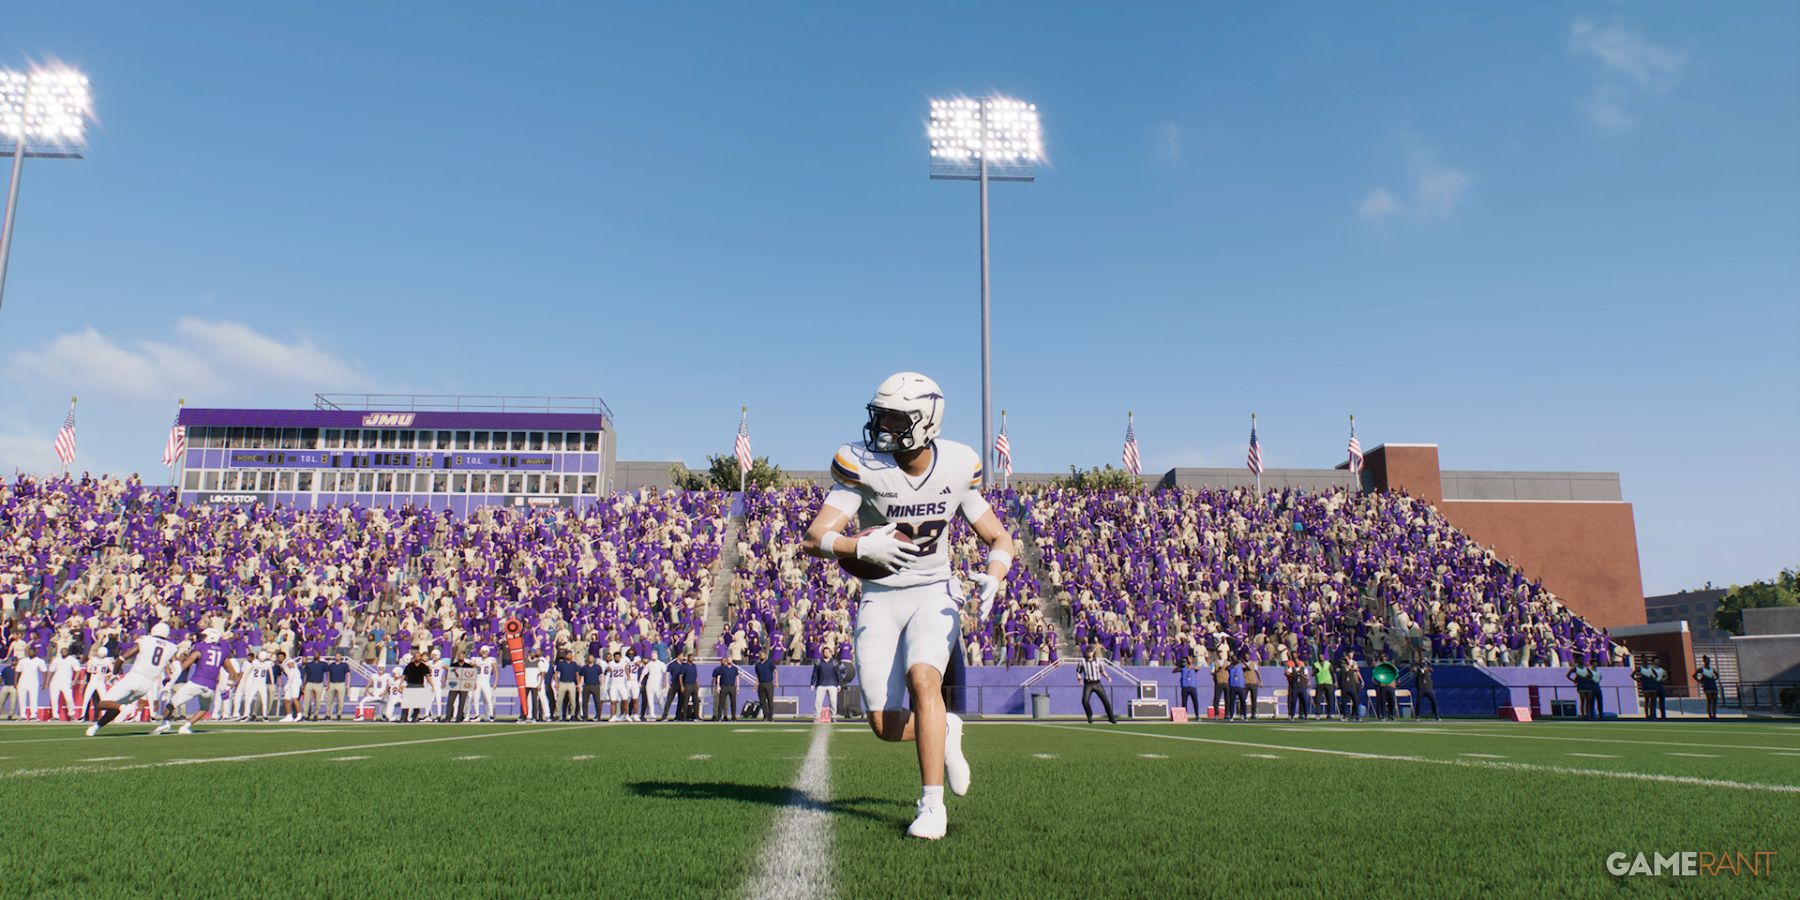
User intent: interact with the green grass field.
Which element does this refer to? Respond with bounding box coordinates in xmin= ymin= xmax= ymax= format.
xmin=2 ymin=718 xmax=1795 ymax=898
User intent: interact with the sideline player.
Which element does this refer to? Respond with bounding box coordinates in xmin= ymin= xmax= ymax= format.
xmin=153 ymin=628 xmax=239 ymax=735
xmin=801 ymin=372 xmax=1014 ymax=840
xmin=87 ymin=623 xmax=178 ymax=736
xmin=82 ymin=645 xmax=114 ymax=721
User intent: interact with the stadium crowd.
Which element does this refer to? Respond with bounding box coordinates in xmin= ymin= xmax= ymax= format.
xmin=0 ymin=473 xmax=1627 ymax=723
xmin=1027 ymin=485 xmax=1622 ymax=670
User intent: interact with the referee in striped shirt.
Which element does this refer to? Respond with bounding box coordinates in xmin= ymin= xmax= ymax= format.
xmin=1077 ymin=647 xmax=1117 ymax=724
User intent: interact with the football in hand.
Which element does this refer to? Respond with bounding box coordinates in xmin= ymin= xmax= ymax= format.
xmin=838 ymin=526 xmax=915 ymax=581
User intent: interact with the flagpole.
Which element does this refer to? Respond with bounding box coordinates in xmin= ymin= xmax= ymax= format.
xmin=171 ymin=398 xmax=185 ymax=489
xmin=1252 ymin=412 xmax=1260 ymax=496
xmin=739 ymin=406 xmax=747 ymax=494
xmin=1000 ymin=409 xmax=1009 ymax=490
xmin=1347 ymin=414 xmax=1355 ymax=494
xmin=63 ymin=395 xmax=76 ymax=479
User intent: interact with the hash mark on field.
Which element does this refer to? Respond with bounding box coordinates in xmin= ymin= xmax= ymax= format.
xmin=1667 ymin=752 xmax=1720 ymax=758
xmin=453 ymin=755 xmax=485 ymax=761
xmin=1460 ymin=753 xmax=1506 ymax=759
xmin=1138 ymin=753 xmax=1167 ymax=759
xmin=1773 ymin=752 xmax=1800 ymax=757
xmin=571 ymin=754 xmax=594 ymax=761
xmin=328 ymin=756 xmax=369 ymax=761
xmin=1245 ymin=753 xmax=1281 ymax=759
xmin=689 ymin=753 xmax=713 ymax=760
xmin=1567 ymin=753 xmax=1617 ymax=759
xmin=79 ymin=756 xmax=131 ymax=762
xmin=1032 ymin=753 xmax=1057 ymax=759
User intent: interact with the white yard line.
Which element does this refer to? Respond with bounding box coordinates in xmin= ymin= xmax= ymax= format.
xmin=1 ymin=724 xmax=597 ymax=779
xmin=1460 ymin=753 xmax=1507 ymax=759
xmin=741 ymin=725 xmax=834 ymax=900
xmin=1567 ymin=753 xmax=1618 ymax=759
xmin=1343 ymin=727 xmax=1795 ymax=754
xmin=1032 ymin=725 xmax=1800 ymax=795
xmin=1666 ymin=752 xmax=1720 ymax=758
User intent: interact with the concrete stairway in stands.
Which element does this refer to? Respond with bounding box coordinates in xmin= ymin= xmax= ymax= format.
xmin=696 ymin=515 xmax=743 ymax=661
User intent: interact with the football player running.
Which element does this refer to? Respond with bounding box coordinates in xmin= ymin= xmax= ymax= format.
xmin=152 ymin=628 xmax=239 ymax=735
xmin=802 ymin=372 xmax=1015 ymax=840
xmin=86 ymin=623 xmax=179 ymax=736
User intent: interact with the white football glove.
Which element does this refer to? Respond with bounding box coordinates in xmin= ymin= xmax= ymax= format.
xmin=854 ymin=524 xmax=918 ymax=572
xmin=970 ymin=573 xmax=1001 ymax=619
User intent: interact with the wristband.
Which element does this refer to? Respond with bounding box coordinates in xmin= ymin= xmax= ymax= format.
xmin=821 ymin=530 xmax=846 ymax=558
xmin=987 ymin=548 xmax=1014 ymax=574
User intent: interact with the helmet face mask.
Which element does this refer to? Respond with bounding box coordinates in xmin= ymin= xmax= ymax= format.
xmin=864 ymin=404 xmax=924 ymax=453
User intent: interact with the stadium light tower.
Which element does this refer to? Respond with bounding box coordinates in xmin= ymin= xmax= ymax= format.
xmin=927 ymin=96 xmax=1041 ymax=489
xmin=0 ymin=64 xmax=94 ymax=313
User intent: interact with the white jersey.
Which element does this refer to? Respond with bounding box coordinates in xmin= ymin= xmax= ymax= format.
xmin=49 ymin=655 xmax=79 ymax=685
xmin=249 ymin=659 xmax=273 ymax=680
xmin=825 ymin=438 xmax=989 ymax=588
xmin=125 ymin=636 xmax=179 ymax=682
xmin=475 ymin=657 xmax=497 ymax=683
xmin=85 ymin=657 xmax=114 ymax=684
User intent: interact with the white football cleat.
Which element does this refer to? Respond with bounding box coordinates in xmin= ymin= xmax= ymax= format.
xmin=151 ymin=723 xmax=173 ymax=736
xmin=177 ymin=723 xmax=193 ymax=735
xmin=906 ymin=798 xmax=948 ymax=840
xmin=85 ymin=724 xmax=99 ymax=737
xmin=944 ymin=712 xmax=970 ymax=796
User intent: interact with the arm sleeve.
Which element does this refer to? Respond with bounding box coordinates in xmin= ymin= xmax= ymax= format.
xmin=823 ymin=486 xmax=862 ymax=518
xmin=958 ymin=488 xmax=992 ymax=524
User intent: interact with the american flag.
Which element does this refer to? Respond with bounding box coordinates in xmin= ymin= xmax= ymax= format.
xmin=1121 ymin=418 xmax=1141 ymax=476
xmin=1246 ymin=420 xmax=1263 ymax=476
xmin=993 ymin=425 xmax=1012 ymax=477
xmin=1346 ymin=418 xmax=1363 ymax=475
xmin=162 ymin=412 xmax=186 ymax=469
xmin=52 ymin=400 xmax=77 ymax=467
xmin=733 ymin=408 xmax=752 ymax=475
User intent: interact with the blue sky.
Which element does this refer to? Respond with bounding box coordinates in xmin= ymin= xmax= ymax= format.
xmin=1 ymin=3 xmax=1795 ymax=593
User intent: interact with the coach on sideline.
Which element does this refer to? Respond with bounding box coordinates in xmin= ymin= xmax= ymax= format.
xmin=552 ymin=651 xmax=579 ymax=720
xmin=810 ymin=655 xmax=840 ymax=718
xmin=753 ymin=650 xmax=777 ymax=721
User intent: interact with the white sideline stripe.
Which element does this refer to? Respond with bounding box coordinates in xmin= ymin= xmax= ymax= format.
xmin=1667 ymin=752 xmax=1720 ymax=758
xmin=734 ymin=728 xmax=808 ymax=734
xmin=1568 ymin=753 xmax=1618 ymax=758
xmin=1033 ymin=725 xmax=1800 ymax=795
xmin=741 ymin=726 xmax=833 ymax=900
xmin=1357 ymin=727 xmax=1795 ymax=753
xmin=1460 ymin=753 xmax=1506 ymax=759
xmin=79 ymin=756 xmax=131 ymax=762
xmin=1 ymin=724 xmax=597 ymax=779
xmin=1772 ymin=752 xmax=1800 ymax=757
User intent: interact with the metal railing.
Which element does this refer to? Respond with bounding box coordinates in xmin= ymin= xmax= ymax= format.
xmin=314 ymin=393 xmax=613 ymax=420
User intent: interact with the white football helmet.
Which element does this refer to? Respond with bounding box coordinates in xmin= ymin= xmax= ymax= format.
xmin=92 ymin=645 xmax=109 ymax=659
xmin=864 ymin=372 xmax=944 ymax=453
xmin=150 ymin=622 xmax=171 ymax=639
xmin=203 ymin=627 xmax=223 ymax=642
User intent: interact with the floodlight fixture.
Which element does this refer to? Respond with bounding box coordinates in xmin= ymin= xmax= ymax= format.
xmin=0 ymin=63 xmax=94 ymax=313
xmin=926 ymin=94 xmax=1043 ymax=487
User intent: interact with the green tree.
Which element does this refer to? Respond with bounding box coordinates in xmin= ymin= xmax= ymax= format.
xmin=668 ymin=454 xmax=787 ymax=491
xmin=1711 ymin=567 xmax=1799 ymax=636
xmin=1052 ymin=464 xmax=1145 ymax=491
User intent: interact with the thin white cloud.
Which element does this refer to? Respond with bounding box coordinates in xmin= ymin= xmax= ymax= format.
xmin=1358 ymin=187 xmax=1401 ymax=223
xmin=1359 ymin=143 xmax=1470 ymax=226
xmin=1568 ymin=17 xmax=1687 ymax=132
xmin=1151 ymin=121 xmax=1182 ymax=164
xmin=7 ymin=318 xmax=370 ymax=403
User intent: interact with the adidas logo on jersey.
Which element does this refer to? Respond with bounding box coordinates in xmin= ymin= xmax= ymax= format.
xmin=939 ymin=486 xmax=952 ymax=495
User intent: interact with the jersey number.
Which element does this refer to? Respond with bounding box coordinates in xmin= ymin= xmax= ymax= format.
xmin=895 ymin=520 xmax=948 ymax=556
xmin=149 ymin=647 xmax=165 ymax=666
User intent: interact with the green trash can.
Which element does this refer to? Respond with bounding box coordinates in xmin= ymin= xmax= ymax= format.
xmin=1031 ymin=692 xmax=1050 ymax=720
